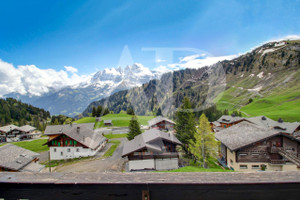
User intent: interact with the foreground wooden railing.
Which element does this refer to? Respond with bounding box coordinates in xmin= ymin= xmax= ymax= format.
xmin=1 ymin=171 xmax=300 ymax=200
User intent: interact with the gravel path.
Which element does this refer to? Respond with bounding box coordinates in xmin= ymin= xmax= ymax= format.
xmin=54 ymin=138 xmax=128 ymax=173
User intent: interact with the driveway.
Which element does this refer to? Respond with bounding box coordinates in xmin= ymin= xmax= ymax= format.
xmin=54 ymin=138 xmax=128 ymax=173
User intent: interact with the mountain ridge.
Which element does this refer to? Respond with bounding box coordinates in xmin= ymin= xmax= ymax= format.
xmin=5 ymin=63 xmax=163 ymax=117
xmin=81 ymin=40 xmax=300 ymax=122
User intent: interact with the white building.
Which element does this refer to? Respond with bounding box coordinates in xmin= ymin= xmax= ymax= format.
xmin=44 ymin=123 xmax=107 ymax=160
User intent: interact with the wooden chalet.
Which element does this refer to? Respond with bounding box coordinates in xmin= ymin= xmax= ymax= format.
xmin=103 ymin=120 xmax=113 ymax=126
xmin=148 ymin=116 xmax=175 ymax=131
xmin=216 ymin=121 xmax=300 ymax=171
xmin=44 ymin=123 xmax=107 ymax=160
xmin=122 ymin=129 xmax=182 ymax=171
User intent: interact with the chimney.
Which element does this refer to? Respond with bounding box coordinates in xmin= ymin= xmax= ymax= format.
xmin=77 ymin=127 xmax=80 ymax=134
xmin=278 ymin=118 xmax=284 ymax=123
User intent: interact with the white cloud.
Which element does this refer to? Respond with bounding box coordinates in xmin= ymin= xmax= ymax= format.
xmin=0 ymin=59 xmax=90 ymax=97
xmin=153 ymin=65 xmax=173 ymax=74
xmin=155 ymin=58 xmax=166 ymax=63
xmin=161 ymin=54 xmax=237 ymax=71
xmin=64 ymin=66 xmax=78 ymax=73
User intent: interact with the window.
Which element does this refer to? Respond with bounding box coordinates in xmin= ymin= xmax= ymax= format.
xmin=239 ymin=153 xmax=248 ymax=156
xmin=252 ymin=165 xmax=260 ymax=169
xmin=60 ymin=152 xmax=63 ymax=156
xmin=74 ymin=141 xmax=77 ymax=145
xmin=67 ymin=148 xmax=70 ymax=152
xmin=52 ymin=140 xmax=54 ymax=145
xmin=65 ymin=141 xmax=68 ymax=145
xmin=224 ymin=125 xmax=226 ymax=128
xmin=252 ymin=153 xmax=259 ymax=156
xmin=70 ymin=140 xmax=73 ymax=145
xmin=230 ymin=159 xmax=233 ymax=165
xmin=76 ymin=148 xmax=80 ymax=152
xmin=240 ymin=165 xmax=248 ymax=169
xmin=58 ymin=142 xmax=60 ymax=147
xmin=55 ymin=140 xmax=57 ymax=145
xmin=54 ymin=148 xmax=56 ymax=152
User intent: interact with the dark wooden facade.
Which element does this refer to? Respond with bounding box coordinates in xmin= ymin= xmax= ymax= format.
xmin=151 ymin=120 xmax=174 ymax=130
xmin=47 ymin=134 xmax=86 ymax=148
xmin=221 ymin=134 xmax=300 ymax=165
xmin=127 ymin=141 xmax=178 ymax=161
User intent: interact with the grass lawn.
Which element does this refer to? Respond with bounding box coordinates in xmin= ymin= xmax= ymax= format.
xmin=1 ymin=139 xmax=49 ymax=153
xmin=103 ymin=140 xmax=121 ymax=158
xmin=159 ymin=166 xmax=232 ymax=172
xmin=104 ymin=133 xmax=128 ymax=139
xmin=74 ymin=113 xmax=155 ymax=128
xmin=42 ymin=156 xmax=92 ymax=168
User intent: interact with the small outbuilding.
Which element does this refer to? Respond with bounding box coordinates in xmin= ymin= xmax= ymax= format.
xmin=104 ymin=120 xmax=113 ymax=126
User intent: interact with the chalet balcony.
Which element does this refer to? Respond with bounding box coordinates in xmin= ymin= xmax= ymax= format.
xmin=269 ymin=159 xmax=286 ymax=165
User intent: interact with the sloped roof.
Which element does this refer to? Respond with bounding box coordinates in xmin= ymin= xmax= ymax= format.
xmin=216 ymin=115 xmax=244 ymax=124
xmin=0 ymin=124 xmax=19 ymax=133
xmin=44 ymin=123 xmax=95 ymax=135
xmin=45 ymin=125 xmax=106 ymax=150
xmin=215 ymin=121 xmax=279 ymax=151
xmin=247 ymin=116 xmax=300 ymax=134
xmin=122 ymin=129 xmax=181 ymax=157
xmin=16 ymin=125 xmax=36 ymax=132
xmin=211 ymin=121 xmax=221 ymax=126
xmin=148 ymin=116 xmax=175 ymax=127
xmin=0 ymin=144 xmax=39 ymax=171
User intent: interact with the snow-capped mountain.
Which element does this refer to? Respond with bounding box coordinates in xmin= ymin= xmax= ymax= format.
xmin=5 ymin=63 xmax=164 ymax=117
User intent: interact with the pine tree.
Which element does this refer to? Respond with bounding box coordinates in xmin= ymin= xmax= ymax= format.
xmin=96 ymin=105 xmax=102 ymax=117
xmin=156 ymin=107 xmax=162 ymax=116
xmin=53 ymin=118 xmax=59 ymax=125
xmin=92 ymin=106 xmax=97 ymax=117
xmin=126 ymin=107 xmax=135 ymax=115
xmin=223 ymin=109 xmax=229 ymax=115
xmin=189 ymin=113 xmax=218 ymax=168
xmin=174 ymin=97 xmax=196 ymax=154
xmin=127 ymin=116 xmax=142 ymax=140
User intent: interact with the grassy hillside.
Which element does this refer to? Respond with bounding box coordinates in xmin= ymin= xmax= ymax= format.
xmin=74 ymin=113 xmax=155 ymax=128
xmin=0 ymin=139 xmax=49 ymax=153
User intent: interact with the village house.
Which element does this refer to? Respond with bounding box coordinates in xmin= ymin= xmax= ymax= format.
xmin=103 ymin=120 xmax=113 ymax=126
xmin=211 ymin=115 xmax=300 ymax=135
xmin=0 ymin=124 xmax=40 ymax=142
xmin=211 ymin=115 xmax=246 ymax=132
xmin=148 ymin=116 xmax=175 ymax=131
xmin=0 ymin=144 xmax=44 ymax=172
xmin=44 ymin=123 xmax=107 ymax=160
xmin=215 ymin=121 xmax=300 ymax=172
xmin=122 ymin=129 xmax=182 ymax=171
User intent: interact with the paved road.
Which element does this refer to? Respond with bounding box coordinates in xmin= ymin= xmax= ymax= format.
xmin=54 ymin=138 xmax=128 ymax=173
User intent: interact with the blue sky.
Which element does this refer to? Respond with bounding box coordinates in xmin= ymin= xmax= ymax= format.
xmin=1 ymin=0 xmax=300 ymax=75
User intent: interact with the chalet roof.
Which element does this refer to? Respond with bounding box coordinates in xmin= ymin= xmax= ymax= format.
xmin=247 ymin=116 xmax=300 ymax=134
xmin=211 ymin=121 xmax=221 ymax=127
xmin=216 ymin=115 xmax=244 ymax=124
xmin=148 ymin=116 xmax=175 ymax=127
xmin=0 ymin=124 xmax=19 ymax=133
xmin=15 ymin=125 xmax=36 ymax=133
xmin=0 ymin=144 xmax=39 ymax=171
xmin=215 ymin=121 xmax=279 ymax=151
xmin=104 ymin=120 xmax=112 ymax=124
xmin=45 ymin=125 xmax=106 ymax=150
xmin=122 ymin=129 xmax=181 ymax=157
xmin=44 ymin=123 xmax=95 ymax=135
